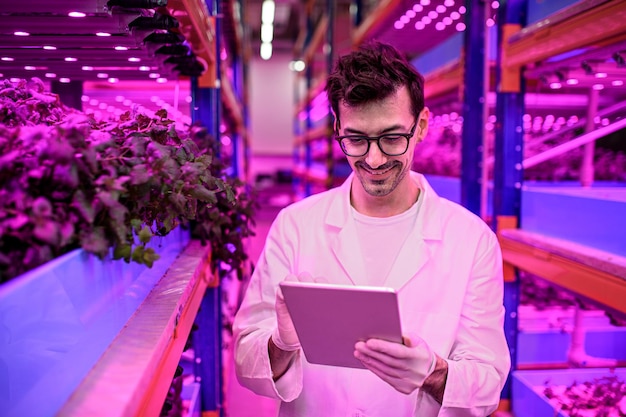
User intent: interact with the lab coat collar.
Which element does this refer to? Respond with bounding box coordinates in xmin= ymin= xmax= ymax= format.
xmin=326 ymin=172 xmax=444 ymax=289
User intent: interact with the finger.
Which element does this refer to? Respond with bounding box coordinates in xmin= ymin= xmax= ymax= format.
xmin=355 ymin=349 xmax=403 ymax=380
xmin=297 ymin=271 xmax=313 ymax=282
xmin=284 ymin=273 xmax=299 ymax=282
xmin=365 ymin=338 xmax=412 ymax=359
xmin=355 ymin=342 xmax=406 ymax=371
xmin=402 ymin=336 xmax=412 ymax=347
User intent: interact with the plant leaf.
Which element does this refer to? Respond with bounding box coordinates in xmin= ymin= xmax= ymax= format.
xmin=138 ymin=226 xmax=152 ymax=244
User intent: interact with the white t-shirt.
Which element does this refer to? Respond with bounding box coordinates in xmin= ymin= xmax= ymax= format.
xmin=351 ymin=195 xmax=423 ymax=286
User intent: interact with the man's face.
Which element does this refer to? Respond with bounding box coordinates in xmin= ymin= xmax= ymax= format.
xmin=337 ymin=86 xmax=428 ymax=198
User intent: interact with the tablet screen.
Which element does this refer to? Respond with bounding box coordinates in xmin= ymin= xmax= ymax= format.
xmin=279 ymin=281 xmax=403 ymax=369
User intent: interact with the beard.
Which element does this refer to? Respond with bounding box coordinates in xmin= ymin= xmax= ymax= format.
xmin=354 ymin=160 xmax=408 ymax=197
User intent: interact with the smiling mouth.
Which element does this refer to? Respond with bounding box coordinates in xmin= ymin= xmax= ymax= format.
xmin=359 ymin=163 xmax=396 ymax=176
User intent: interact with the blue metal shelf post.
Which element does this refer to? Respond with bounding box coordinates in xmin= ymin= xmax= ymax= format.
xmin=460 ymin=0 xmax=486 ymax=216
xmin=191 ymin=1 xmax=223 ymax=415
xmin=494 ymin=0 xmax=528 ymax=406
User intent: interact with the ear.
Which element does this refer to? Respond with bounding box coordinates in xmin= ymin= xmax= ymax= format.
xmin=416 ymin=107 xmax=429 ymax=142
xmin=330 ymin=107 xmax=339 ymax=132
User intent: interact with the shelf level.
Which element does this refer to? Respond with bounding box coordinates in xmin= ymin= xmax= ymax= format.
xmin=498 ymin=228 xmax=626 ymax=315
xmin=58 ymin=240 xmax=213 ymax=417
xmin=504 ymin=0 xmax=626 ymax=69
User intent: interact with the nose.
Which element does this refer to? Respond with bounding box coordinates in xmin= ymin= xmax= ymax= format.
xmin=364 ymin=140 xmax=387 ymax=169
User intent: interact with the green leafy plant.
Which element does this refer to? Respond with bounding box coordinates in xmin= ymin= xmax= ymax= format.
xmin=188 ymin=125 xmax=256 ymax=279
xmin=0 ymin=78 xmax=255 ymax=284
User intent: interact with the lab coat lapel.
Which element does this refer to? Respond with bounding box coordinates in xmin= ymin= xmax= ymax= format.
xmin=385 ymin=174 xmax=444 ymax=290
xmin=330 ymin=216 xmax=367 ymax=285
xmin=384 ymin=230 xmax=432 ymax=290
xmin=326 ymin=175 xmax=367 ymax=285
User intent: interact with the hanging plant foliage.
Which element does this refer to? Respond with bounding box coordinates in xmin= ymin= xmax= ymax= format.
xmin=0 ymin=78 xmax=256 ymax=284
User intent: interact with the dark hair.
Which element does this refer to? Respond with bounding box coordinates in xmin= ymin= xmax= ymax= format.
xmin=325 ymin=40 xmax=425 ymax=128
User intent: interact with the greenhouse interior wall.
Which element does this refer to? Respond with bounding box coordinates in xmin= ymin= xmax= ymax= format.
xmin=0 ymin=0 xmax=625 ymax=416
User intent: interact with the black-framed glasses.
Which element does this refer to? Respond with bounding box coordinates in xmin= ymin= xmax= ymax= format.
xmin=335 ymin=119 xmax=418 ymax=157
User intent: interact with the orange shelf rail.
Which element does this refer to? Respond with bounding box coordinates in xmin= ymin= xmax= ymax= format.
xmin=498 ymin=228 xmax=626 ymax=315
xmin=503 ymin=0 xmax=626 ymax=69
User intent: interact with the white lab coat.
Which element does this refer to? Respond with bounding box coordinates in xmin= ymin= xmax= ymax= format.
xmin=233 ymin=172 xmax=511 ymax=417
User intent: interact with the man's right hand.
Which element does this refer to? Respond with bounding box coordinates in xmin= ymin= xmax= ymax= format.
xmin=271 ymin=272 xmax=313 ymax=351
xmin=271 ymin=275 xmax=300 ymax=351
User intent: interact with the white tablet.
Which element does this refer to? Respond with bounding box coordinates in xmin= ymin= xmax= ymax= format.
xmin=279 ymin=280 xmax=403 ymax=369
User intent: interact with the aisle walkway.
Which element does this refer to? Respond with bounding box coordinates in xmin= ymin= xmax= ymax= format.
xmin=222 ymin=183 xmax=292 ymax=417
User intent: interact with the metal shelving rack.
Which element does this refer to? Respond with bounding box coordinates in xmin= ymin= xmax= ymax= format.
xmin=0 ymin=1 xmax=250 ymax=415
xmin=292 ymin=0 xmax=354 ymax=199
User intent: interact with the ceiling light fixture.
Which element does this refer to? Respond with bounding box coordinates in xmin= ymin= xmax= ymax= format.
xmin=43 ymin=45 xmax=57 ymax=50
xmin=260 ymin=42 xmax=272 ymax=60
xmin=14 ymin=31 xmax=30 ymax=36
xmin=68 ymin=12 xmax=86 ymax=18
xmin=260 ymin=0 xmax=275 ymax=60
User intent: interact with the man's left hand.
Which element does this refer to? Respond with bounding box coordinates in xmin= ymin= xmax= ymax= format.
xmin=354 ymin=336 xmax=437 ymax=395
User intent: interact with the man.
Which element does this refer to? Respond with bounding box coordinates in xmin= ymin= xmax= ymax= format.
xmin=233 ymin=41 xmax=511 ymax=416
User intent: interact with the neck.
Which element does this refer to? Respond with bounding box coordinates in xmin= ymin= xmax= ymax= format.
xmin=351 ymin=178 xmax=420 ymax=217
